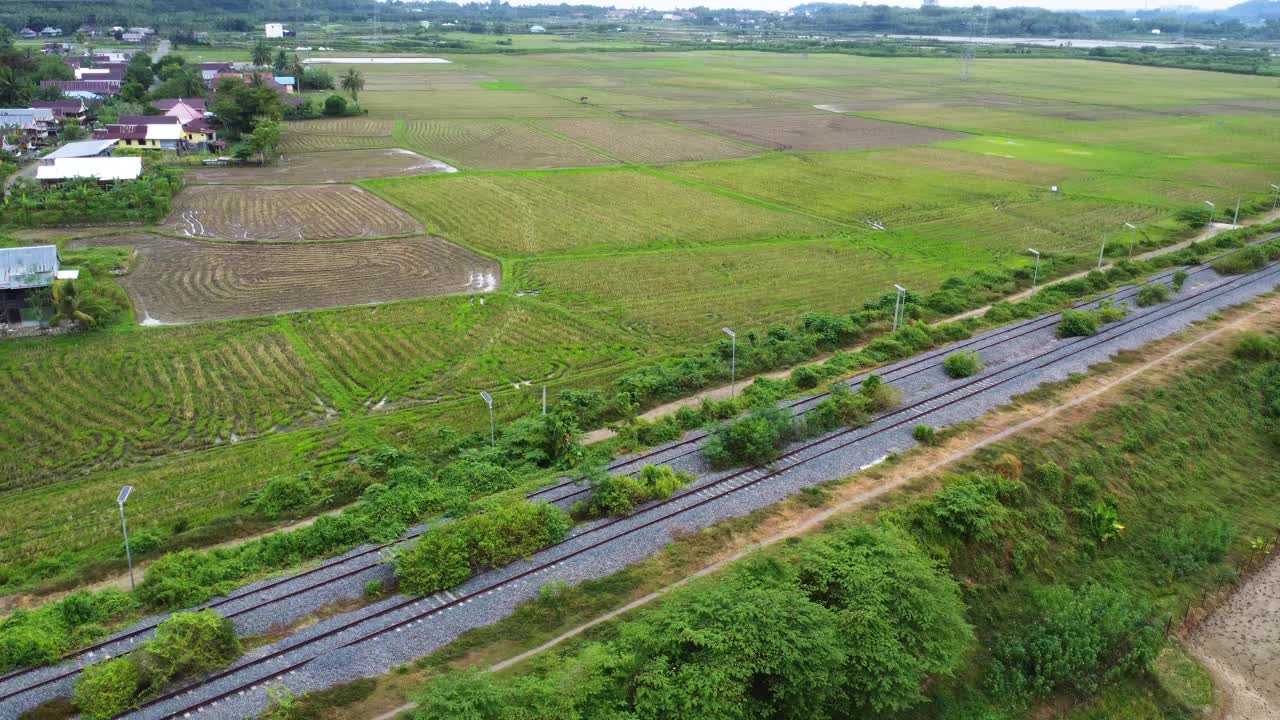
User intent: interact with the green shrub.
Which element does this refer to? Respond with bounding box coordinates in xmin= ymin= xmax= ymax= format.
xmin=1057 ymin=309 xmax=1102 ymax=338
xmin=438 ymin=455 xmax=516 ymax=496
xmin=703 ymin=408 xmax=795 ymax=469
xmin=396 ymin=501 xmax=571 ymax=596
xmin=943 ymin=351 xmax=984 ymax=379
xmin=988 ymin=584 xmax=1162 ymax=700
xmin=74 ymin=656 xmax=141 ymax=720
xmin=1151 ymin=515 xmax=1233 ymax=577
xmin=1135 ymin=283 xmax=1171 ymax=307
xmin=1171 ymin=269 xmax=1188 ymax=291
xmin=1212 ymin=246 xmax=1267 ymax=275
xmin=142 ymin=610 xmax=241 ymax=686
xmin=249 ymin=473 xmax=317 ymax=519
xmin=581 ymin=465 xmax=694 ymax=517
xmin=912 ymin=424 xmax=938 ymax=446
xmin=0 ymin=589 xmax=139 ymax=673
xmin=1233 ymin=331 xmax=1280 ymax=361
xmin=790 ymin=364 xmax=821 ymax=389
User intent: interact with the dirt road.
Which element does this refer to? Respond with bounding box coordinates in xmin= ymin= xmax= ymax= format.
xmin=1190 ymin=553 xmax=1280 ymax=720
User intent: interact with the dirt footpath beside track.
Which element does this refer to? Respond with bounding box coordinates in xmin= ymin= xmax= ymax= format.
xmin=1190 ymin=554 xmax=1280 ymax=720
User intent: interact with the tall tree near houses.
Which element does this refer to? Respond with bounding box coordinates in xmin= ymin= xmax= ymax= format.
xmin=341 ymin=68 xmax=364 ymax=103
xmin=252 ymin=40 xmax=271 ymax=67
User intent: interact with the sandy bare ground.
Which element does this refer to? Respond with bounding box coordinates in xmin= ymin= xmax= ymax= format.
xmin=1190 ymin=554 xmax=1280 ymax=720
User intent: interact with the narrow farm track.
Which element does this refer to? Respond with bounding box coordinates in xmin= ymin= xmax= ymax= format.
xmin=120 ymin=257 xmax=1280 ymax=720
xmin=0 ymin=240 xmax=1273 ymax=717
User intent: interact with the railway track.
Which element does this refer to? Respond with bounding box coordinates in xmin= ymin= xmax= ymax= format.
xmin=130 ymin=255 xmax=1280 ymax=720
xmin=0 ymin=238 xmax=1270 ymax=711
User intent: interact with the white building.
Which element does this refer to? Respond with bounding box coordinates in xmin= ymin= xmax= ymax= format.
xmin=36 ymin=157 xmax=143 ymax=183
xmin=265 ymin=22 xmax=286 ymax=38
xmin=530 ymin=25 xmax=547 ymax=33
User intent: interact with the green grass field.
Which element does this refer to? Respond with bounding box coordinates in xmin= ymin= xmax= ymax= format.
xmin=6 ymin=47 xmax=1280 ymax=596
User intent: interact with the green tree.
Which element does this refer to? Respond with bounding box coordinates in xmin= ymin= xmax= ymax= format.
xmin=252 ymin=39 xmax=271 ymax=67
xmin=51 ymin=278 xmax=107 ymax=327
xmin=273 ymin=48 xmax=289 ymax=74
xmin=341 ymin=68 xmax=365 ymax=102
xmin=250 ymin=118 xmax=283 ymax=163
xmin=322 ymin=93 xmax=347 ymax=116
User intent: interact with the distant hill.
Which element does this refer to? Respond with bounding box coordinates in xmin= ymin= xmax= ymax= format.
xmin=1217 ymin=0 xmax=1280 ymax=20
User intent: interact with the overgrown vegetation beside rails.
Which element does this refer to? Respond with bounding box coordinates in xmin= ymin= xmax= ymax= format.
xmin=575 ymin=465 xmax=695 ymax=519
xmin=407 ymin=335 xmax=1280 ymax=720
xmin=414 ymin=524 xmax=973 ymax=720
xmin=0 ymin=412 xmax=591 ymax=676
xmin=72 ymin=610 xmax=241 ymax=720
xmin=394 ymin=501 xmax=572 ymax=596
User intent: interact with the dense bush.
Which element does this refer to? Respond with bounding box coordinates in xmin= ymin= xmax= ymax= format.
xmin=1150 ymin=515 xmax=1233 ymax=578
xmin=942 ymin=350 xmax=984 ymax=379
xmin=0 ymin=589 xmax=138 ymax=673
xmin=413 ymin=525 xmax=971 ymax=720
xmin=1212 ymin=245 xmax=1267 ymax=275
xmin=1057 ymin=309 xmax=1102 ymax=338
xmin=912 ymin=423 xmax=937 ymax=445
xmin=74 ymin=610 xmax=240 ymax=719
xmin=578 ymin=464 xmax=694 ymax=517
xmin=396 ymin=501 xmax=571 ymax=595
xmin=1135 ymin=283 xmax=1172 ymax=307
xmin=988 ymin=584 xmax=1162 ymax=700
xmin=1233 ymin=331 xmax=1280 ymax=361
xmin=702 ymin=408 xmax=796 ymax=468
xmin=1172 ymin=269 xmax=1189 ymax=291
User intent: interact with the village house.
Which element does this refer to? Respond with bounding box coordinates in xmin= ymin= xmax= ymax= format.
xmin=30 ymin=100 xmax=91 ymax=122
xmin=36 ymin=156 xmax=143 ymax=185
xmin=121 ymin=32 xmax=147 ymax=43
xmin=94 ymin=122 xmax=184 ymax=150
xmin=41 ymin=79 xmax=122 ymax=96
xmin=40 ymin=138 xmax=118 ymax=160
xmin=0 ymin=108 xmax=58 ymax=150
xmin=214 ymin=71 xmax=296 ymax=94
xmin=0 ymin=246 xmax=77 ymax=326
xmin=19 ymin=27 xmax=38 ymax=40
xmin=39 ymin=27 xmax=63 ymax=37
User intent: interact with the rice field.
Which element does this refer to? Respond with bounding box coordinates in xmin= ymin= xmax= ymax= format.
xmin=67 ymin=234 xmax=499 ymax=324
xmin=514 ymin=238 xmax=974 ymax=342
xmin=9 ymin=47 xmax=1280 ymax=588
xmin=164 ymin=184 xmax=424 ymax=242
xmin=362 ymin=168 xmax=833 ymax=256
xmin=392 ymin=119 xmax=612 ymax=169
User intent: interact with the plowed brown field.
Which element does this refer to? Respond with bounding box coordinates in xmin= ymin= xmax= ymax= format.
xmin=164 ymin=184 xmax=423 ymax=242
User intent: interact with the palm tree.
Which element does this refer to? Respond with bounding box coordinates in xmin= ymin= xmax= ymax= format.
xmin=252 ymin=40 xmax=271 ymax=67
xmin=341 ymin=68 xmax=365 ymax=103
xmin=51 ymin=279 xmax=106 ymax=327
xmin=0 ymin=66 xmax=29 ymax=105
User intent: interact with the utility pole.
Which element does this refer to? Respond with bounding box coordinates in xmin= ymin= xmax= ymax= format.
xmin=541 ymin=385 xmax=547 ymax=415
xmin=722 ymin=328 xmax=736 ymax=399
xmin=892 ymin=284 xmax=907 ymax=331
xmin=480 ymin=391 xmax=495 ymax=447
xmin=117 ymin=486 xmax=135 ymax=591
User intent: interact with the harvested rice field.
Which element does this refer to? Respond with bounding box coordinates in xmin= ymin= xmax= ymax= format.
xmin=187 ymin=148 xmax=457 ymax=185
xmin=661 ymin=109 xmax=966 ymax=151
xmin=362 ymin=168 xmax=832 ymax=256
xmin=277 ymin=117 xmax=399 ymax=154
xmin=164 ymin=184 xmax=423 ymax=242
xmin=393 ymin=119 xmax=611 ymax=169
xmin=541 ymin=118 xmax=763 ymax=164
xmin=67 ymin=234 xmax=499 ymax=324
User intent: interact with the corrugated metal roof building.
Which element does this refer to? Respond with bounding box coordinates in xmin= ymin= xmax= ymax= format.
xmin=0 ymin=246 xmax=60 ymax=290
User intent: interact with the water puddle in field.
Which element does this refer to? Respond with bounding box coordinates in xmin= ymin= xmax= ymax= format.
xmin=467 ymin=271 xmax=498 ymax=292
xmin=389 ymin=149 xmax=458 ymax=174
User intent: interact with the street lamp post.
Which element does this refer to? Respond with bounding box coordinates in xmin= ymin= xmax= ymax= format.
xmin=892 ymin=284 xmax=907 ymax=332
xmin=1205 ymin=200 xmax=1215 ymax=226
xmin=1124 ymin=223 xmax=1138 ymax=260
xmin=480 ymin=391 xmax=495 ymax=448
xmin=722 ymin=327 xmax=736 ymax=399
xmin=1027 ymin=248 xmax=1040 ymax=289
xmin=1271 ymin=184 xmax=1279 ymax=211
xmin=117 ymin=485 xmax=135 ymax=591
xmin=1097 ymin=233 xmax=1108 ymax=270
xmin=1233 ymin=198 xmax=1241 ymax=228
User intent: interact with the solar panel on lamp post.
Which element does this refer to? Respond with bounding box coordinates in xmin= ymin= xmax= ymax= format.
xmin=1027 ymin=248 xmax=1040 ymax=289
xmin=480 ymin=391 xmax=495 ymax=448
xmin=722 ymin=327 xmax=736 ymax=399
xmin=118 ymin=485 xmax=135 ymax=591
